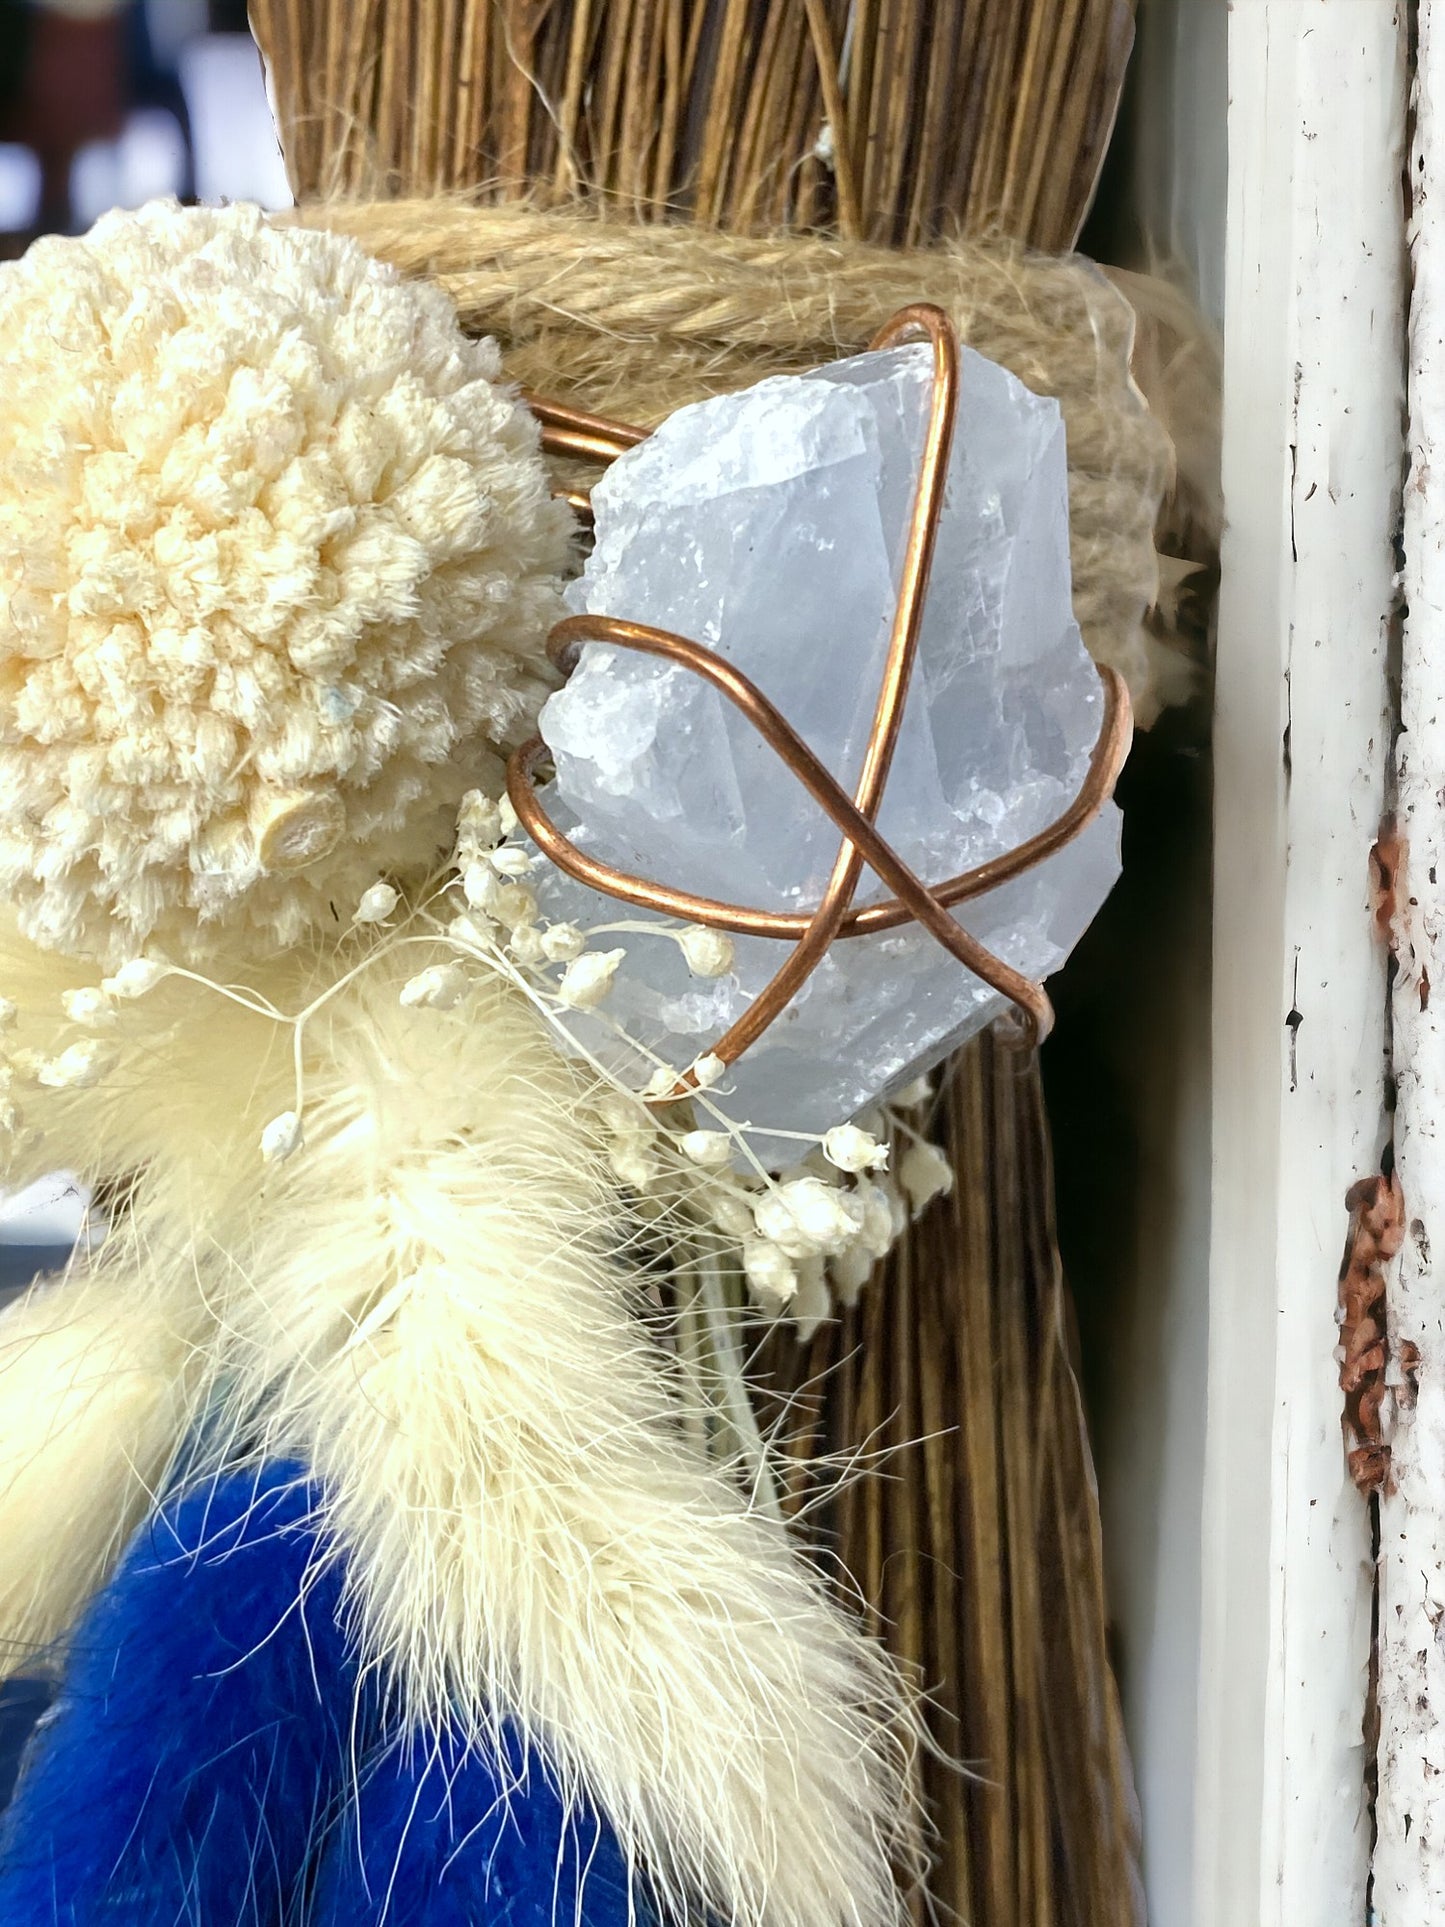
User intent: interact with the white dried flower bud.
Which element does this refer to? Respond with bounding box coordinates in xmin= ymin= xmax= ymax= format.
xmin=491 ymin=882 xmax=538 ymax=932
xmin=61 ymin=987 xmax=116 ymax=1030
xmin=37 ymin=1040 xmax=116 ymax=1090
xmin=458 ymin=791 xmax=502 ymax=846
xmin=448 ymin=911 xmax=496 ymax=948
xmin=890 ymin=1075 xmax=933 ymax=1109
xmin=610 ymin=1143 xmax=659 ymax=1193
xmin=0 ymin=997 xmax=16 ymax=1032
xmin=488 ymin=845 xmax=534 ymax=879
xmin=598 ymin=1090 xmax=648 ymax=1140
xmin=644 ymin=1064 xmax=681 ymax=1098
xmin=829 ymin=1243 xmax=875 ymax=1307
xmin=754 ymin=1176 xmax=865 ymax=1259
xmin=400 ymin=962 xmax=469 ymax=1011
xmin=354 ymin=882 xmax=400 ymax=924
xmin=464 ymin=863 xmax=501 ymax=913
xmin=743 ymin=1236 xmax=798 ymax=1302
xmin=102 ymin=958 xmax=168 ymax=1000
xmin=498 ymin=795 xmax=519 ymax=837
xmin=677 ymin=925 xmax=735 ymax=977
xmin=707 ymin=1188 xmax=760 ymax=1241
xmin=853 ymin=1180 xmax=897 ymax=1259
xmin=557 ymin=949 xmax=625 ymax=1009
xmin=822 ymin=1123 xmax=888 ymax=1174
xmin=899 ymin=1140 xmax=954 ymax=1211
xmin=260 ymin=1110 xmax=303 ymax=1163
xmin=690 ymin=1052 xmax=726 ymax=1091
xmin=681 ymin=1129 xmax=732 ymax=1168
xmin=507 ymin=923 xmax=545 ymax=967
xmin=541 ymin=923 xmax=585 ymax=963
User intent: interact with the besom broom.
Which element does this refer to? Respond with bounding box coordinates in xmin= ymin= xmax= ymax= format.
xmin=249 ymin=4 xmax=1168 ymax=1920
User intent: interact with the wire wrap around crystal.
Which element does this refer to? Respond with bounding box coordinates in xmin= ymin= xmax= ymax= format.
xmin=511 ymin=305 xmax=1133 ymax=1096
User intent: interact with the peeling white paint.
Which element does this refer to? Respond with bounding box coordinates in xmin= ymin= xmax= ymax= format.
xmin=1203 ymin=7 xmax=1406 ymax=1925
xmin=1375 ymin=2 xmax=1445 ymax=1914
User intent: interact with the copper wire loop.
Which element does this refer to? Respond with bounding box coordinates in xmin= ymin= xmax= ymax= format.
xmin=512 ymin=304 xmax=1134 ymax=1092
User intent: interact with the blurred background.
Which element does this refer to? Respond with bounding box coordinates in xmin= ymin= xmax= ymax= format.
xmin=0 ymin=0 xmax=288 ymax=253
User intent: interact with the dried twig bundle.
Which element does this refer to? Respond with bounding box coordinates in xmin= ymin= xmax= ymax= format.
xmin=252 ymin=0 xmax=1135 ymax=252
xmin=752 ymin=1036 xmax=1143 ymax=1927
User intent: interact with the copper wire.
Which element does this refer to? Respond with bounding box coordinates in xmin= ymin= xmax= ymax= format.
xmin=510 ymin=304 xmax=1133 ymax=1089
xmin=513 ymin=634 xmax=1128 ymax=942
xmin=522 ymin=390 xmax=649 ymax=464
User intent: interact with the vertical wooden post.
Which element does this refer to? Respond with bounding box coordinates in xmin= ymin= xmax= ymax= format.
xmin=1377 ymin=2 xmax=1445 ymax=1914
xmin=1204 ymin=7 xmax=1406 ymax=1925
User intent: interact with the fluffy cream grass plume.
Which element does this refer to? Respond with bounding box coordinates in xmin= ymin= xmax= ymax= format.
xmin=0 ymin=907 xmax=916 ymax=1924
xmin=0 ymin=1261 xmax=201 ymax=1671
xmin=0 ymin=907 xmax=294 ymax=1667
xmin=0 ymin=199 xmax=914 ymax=1916
xmin=208 ymin=952 xmax=917 ymax=1927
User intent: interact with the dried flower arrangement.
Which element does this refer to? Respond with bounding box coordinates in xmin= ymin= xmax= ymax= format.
xmin=0 ymin=3 xmax=1222 ymax=1924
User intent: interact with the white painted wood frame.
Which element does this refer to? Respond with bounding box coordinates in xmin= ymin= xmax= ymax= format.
xmin=1376 ymin=0 xmax=1445 ymax=1913
xmin=1203 ymin=7 xmax=1406 ymax=1926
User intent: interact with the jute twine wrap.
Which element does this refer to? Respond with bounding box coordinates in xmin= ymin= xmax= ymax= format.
xmin=301 ymin=200 xmax=1176 ymax=723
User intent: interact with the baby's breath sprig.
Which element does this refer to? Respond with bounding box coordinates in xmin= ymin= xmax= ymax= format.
xmin=5 ymin=785 xmax=948 ymax=1332
xmin=422 ymin=788 xmax=954 ymax=1330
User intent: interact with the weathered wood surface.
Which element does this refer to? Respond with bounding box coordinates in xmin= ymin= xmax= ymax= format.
xmin=1205 ymin=6 xmax=1406 ymax=1924
xmin=1377 ymin=0 xmax=1445 ymax=1914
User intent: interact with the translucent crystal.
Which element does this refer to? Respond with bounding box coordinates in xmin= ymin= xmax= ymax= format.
xmin=528 ymin=340 xmax=1122 ymax=1151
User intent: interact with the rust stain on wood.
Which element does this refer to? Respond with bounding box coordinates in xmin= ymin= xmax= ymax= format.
xmin=1339 ymin=1172 xmax=1407 ymax=1496
xmin=1371 ymin=815 xmax=1404 ymax=946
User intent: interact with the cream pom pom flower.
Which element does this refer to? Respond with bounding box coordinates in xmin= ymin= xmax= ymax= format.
xmin=0 ymin=200 xmax=573 ymax=963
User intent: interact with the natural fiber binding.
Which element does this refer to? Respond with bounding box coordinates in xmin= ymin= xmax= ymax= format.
xmin=291 ymin=199 xmax=1176 ymax=720
xmin=511 ymin=303 xmax=1133 ymax=1093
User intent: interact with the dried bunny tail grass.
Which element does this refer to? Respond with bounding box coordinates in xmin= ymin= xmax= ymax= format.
xmin=0 ymin=1252 xmax=205 ymax=1674
xmin=0 ymin=898 xmax=921 ymax=1923
xmin=0 ymin=907 xmax=303 ymax=1203
xmin=0 ymin=909 xmax=305 ymax=1671
xmin=294 ymin=197 xmax=1175 ymax=721
xmin=194 ymin=954 xmax=921 ymax=1927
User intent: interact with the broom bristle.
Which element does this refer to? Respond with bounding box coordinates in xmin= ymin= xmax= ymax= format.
xmin=751 ymin=1035 xmax=1143 ymax=1927
xmin=250 ymin=0 xmax=1136 ymax=251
